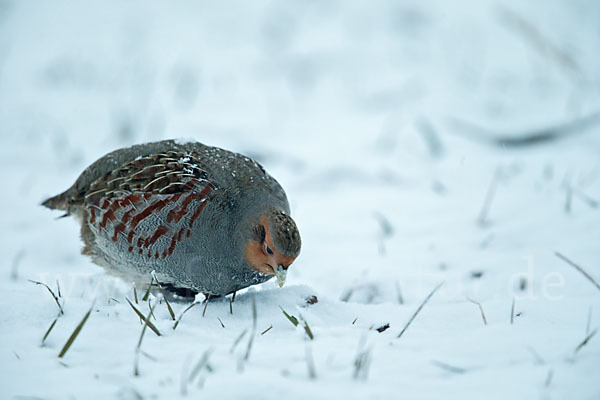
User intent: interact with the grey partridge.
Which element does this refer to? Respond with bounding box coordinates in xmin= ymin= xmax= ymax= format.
xmin=43 ymin=139 xmax=301 ymax=297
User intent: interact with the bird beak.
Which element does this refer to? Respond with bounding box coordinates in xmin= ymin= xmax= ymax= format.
xmin=274 ymin=265 xmax=287 ymax=287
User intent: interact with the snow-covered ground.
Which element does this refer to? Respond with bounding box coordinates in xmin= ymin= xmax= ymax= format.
xmin=1 ymin=1 xmax=600 ymax=398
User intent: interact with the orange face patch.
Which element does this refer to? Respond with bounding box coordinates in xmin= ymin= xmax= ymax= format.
xmin=245 ymin=216 xmax=297 ymax=275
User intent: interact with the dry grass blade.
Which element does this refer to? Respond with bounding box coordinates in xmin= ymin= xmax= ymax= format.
xmin=142 ymin=275 xmax=154 ymax=301
xmin=134 ymin=299 xmax=158 ymax=376
xmin=302 ymin=319 xmax=314 ymax=340
xmin=545 ymin=369 xmax=553 ymax=387
xmin=555 ymin=252 xmax=600 ymax=292
xmin=244 ymin=292 xmax=257 ymax=361
xmin=230 ymin=290 xmax=236 ymax=315
xmin=173 ymin=302 xmax=198 ymax=330
xmin=466 ymin=297 xmax=488 ymax=326
xmin=188 ymin=348 xmax=213 ymax=384
xmin=574 ymin=328 xmax=598 ymax=354
xmin=230 ymin=329 xmax=248 ymax=353
xmin=353 ymin=337 xmax=372 ymax=381
xmin=151 ymin=273 xmax=175 ymax=320
xmin=431 ymin=360 xmax=467 ymax=374
xmin=395 ymin=281 xmax=404 ymax=305
xmin=126 ymin=298 xmax=161 ymax=336
xmin=133 ymin=285 xmax=139 ymax=304
xmin=511 ymin=298 xmax=515 ymax=325
xmin=477 ymin=169 xmax=499 ymax=227
xmin=306 ymin=345 xmax=317 ymax=380
xmin=261 ymin=325 xmax=273 ymax=335
xmin=397 ymin=281 xmax=444 ymax=339
xmin=58 ymin=303 xmax=94 ymax=358
xmin=217 ymin=317 xmax=225 ymax=328
xmin=28 ymin=279 xmax=64 ymax=315
xmin=202 ymin=294 xmax=210 ymax=317
xmin=42 ymin=317 xmax=59 ymax=345
xmin=280 ymin=307 xmax=299 ymax=326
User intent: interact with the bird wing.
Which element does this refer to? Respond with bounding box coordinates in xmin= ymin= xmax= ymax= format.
xmin=83 ymin=151 xmax=218 ymax=261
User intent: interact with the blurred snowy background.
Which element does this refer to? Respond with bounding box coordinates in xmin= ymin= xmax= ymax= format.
xmin=1 ymin=0 xmax=600 ymax=399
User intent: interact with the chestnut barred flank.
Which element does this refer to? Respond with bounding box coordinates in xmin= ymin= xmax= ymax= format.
xmin=267 ymin=207 xmax=301 ymax=257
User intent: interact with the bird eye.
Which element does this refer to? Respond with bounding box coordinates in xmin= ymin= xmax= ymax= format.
xmin=266 ymin=246 xmax=273 ymax=255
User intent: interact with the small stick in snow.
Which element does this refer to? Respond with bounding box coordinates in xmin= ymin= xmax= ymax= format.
xmin=217 ymin=317 xmax=225 ymax=328
xmin=173 ymin=301 xmax=198 ymax=330
xmin=28 ymin=279 xmax=64 ymax=315
xmin=58 ymin=302 xmax=94 ymax=358
xmin=352 ymin=317 xmax=358 ymax=325
xmin=574 ymin=328 xmax=598 ymax=354
xmin=397 ymin=282 xmax=444 ymax=339
xmin=555 ymin=252 xmax=600 ymax=292
xmin=261 ymin=325 xmax=273 ymax=335
xmin=477 ymin=169 xmax=500 ymax=227
xmin=56 ymin=280 xmax=62 ymax=298
xmin=466 ymin=297 xmax=487 ymax=326
xmin=510 ymin=298 xmax=515 ymax=325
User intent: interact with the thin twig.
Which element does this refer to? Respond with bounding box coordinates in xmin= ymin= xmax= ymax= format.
xmin=555 ymin=252 xmax=600 ymax=292
xmin=466 ymin=297 xmax=487 ymax=325
xmin=397 ymin=282 xmax=444 ymax=339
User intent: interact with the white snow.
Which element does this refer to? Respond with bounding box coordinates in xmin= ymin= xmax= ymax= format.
xmin=1 ymin=0 xmax=600 ymax=399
